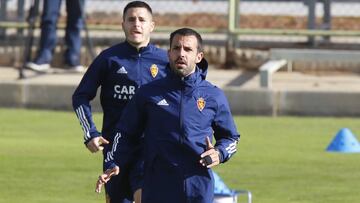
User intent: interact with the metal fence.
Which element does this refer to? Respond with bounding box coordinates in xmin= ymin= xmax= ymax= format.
xmin=230 ymin=0 xmax=360 ymax=48
xmin=1 ymin=0 xmax=360 ymax=68
xmin=2 ymin=0 xmax=360 ymax=34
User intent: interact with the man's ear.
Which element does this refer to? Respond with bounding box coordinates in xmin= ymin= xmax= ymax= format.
xmin=195 ymin=52 xmax=204 ymax=63
xmin=150 ymin=21 xmax=155 ymax=32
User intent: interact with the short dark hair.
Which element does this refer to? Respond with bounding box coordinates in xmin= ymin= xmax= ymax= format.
xmin=123 ymin=1 xmax=153 ymax=19
xmin=170 ymin=28 xmax=203 ymax=52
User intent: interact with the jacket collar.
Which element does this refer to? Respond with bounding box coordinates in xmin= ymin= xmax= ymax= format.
xmin=167 ymin=58 xmax=209 ymax=88
xmin=124 ymin=40 xmax=153 ymax=54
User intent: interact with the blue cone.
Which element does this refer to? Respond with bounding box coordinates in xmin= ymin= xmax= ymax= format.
xmin=326 ymin=128 xmax=360 ymax=153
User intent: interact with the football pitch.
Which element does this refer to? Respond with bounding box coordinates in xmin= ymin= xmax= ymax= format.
xmin=0 ymin=108 xmax=359 ymax=203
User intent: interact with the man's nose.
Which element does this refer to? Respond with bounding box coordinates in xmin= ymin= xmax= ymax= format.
xmin=179 ymin=48 xmax=186 ymax=56
xmin=134 ymin=19 xmax=141 ymax=27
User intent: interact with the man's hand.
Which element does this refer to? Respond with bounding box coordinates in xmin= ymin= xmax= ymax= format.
xmin=86 ymin=136 xmax=109 ymax=153
xmin=95 ymin=166 xmax=120 ymax=193
xmin=200 ymin=137 xmax=220 ymax=168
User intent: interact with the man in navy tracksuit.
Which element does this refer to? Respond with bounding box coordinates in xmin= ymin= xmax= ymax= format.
xmin=72 ymin=1 xmax=168 ymax=202
xmin=96 ymin=28 xmax=240 ymax=203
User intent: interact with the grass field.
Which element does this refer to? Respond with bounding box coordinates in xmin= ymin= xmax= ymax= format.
xmin=0 ymin=108 xmax=360 ymax=203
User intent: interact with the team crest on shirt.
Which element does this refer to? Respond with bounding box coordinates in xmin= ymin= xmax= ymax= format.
xmin=197 ymin=97 xmax=206 ymax=111
xmin=150 ymin=64 xmax=158 ymax=78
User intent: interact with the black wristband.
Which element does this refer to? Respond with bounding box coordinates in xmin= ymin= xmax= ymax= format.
xmin=203 ymin=155 xmax=213 ymax=165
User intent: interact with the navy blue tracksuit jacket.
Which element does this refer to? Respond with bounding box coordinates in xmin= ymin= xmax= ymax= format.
xmin=72 ymin=41 xmax=168 ymax=144
xmin=106 ymin=60 xmax=240 ymax=203
xmin=72 ymin=41 xmax=168 ymax=201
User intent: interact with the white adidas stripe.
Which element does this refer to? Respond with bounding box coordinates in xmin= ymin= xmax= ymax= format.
xmin=76 ymin=107 xmax=88 ymax=130
xmin=112 ymin=132 xmax=121 ymax=152
xmin=76 ymin=106 xmax=90 ymax=140
xmin=226 ymin=145 xmax=236 ymax=151
xmin=225 ymin=142 xmax=236 ymax=150
xmin=225 ymin=141 xmax=237 ymax=154
xmin=77 ymin=106 xmax=90 ymax=140
xmin=105 ymin=132 xmax=122 ymax=163
xmin=105 ymin=151 xmax=113 ymax=163
xmin=227 ymin=147 xmax=237 ymax=154
xmin=80 ymin=106 xmax=91 ymax=130
xmin=76 ymin=109 xmax=86 ymax=133
xmin=80 ymin=107 xmax=90 ymax=139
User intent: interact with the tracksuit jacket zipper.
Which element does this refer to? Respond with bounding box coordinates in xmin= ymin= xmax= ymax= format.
xmin=137 ymin=53 xmax=141 ymax=86
xmin=179 ymin=78 xmax=185 ymax=143
xmin=179 ymin=77 xmax=187 ymax=199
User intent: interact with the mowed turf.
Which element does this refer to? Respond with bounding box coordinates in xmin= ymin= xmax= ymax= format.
xmin=0 ymin=108 xmax=360 ymax=203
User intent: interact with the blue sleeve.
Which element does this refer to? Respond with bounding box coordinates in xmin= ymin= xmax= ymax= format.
xmin=104 ymin=91 xmax=146 ymax=170
xmin=212 ymin=90 xmax=240 ymax=163
xmin=72 ymin=53 xmax=107 ymax=143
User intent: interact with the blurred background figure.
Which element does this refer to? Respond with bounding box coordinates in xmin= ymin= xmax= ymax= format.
xmin=26 ymin=0 xmax=85 ymax=73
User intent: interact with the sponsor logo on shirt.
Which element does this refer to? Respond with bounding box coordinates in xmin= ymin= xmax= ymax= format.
xmin=197 ymin=97 xmax=206 ymax=111
xmin=113 ymin=85 xmax=135 ymax=100
xmin=150 ymin=64 xmax=158 ymax=78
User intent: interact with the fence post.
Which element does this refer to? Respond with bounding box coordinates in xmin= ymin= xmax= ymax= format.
xmin=322 ymin=0 xmax=331 ymax=42
xmin=0 ymin=0 xmax=8 ymax=39
xmin=305 ymin=0 xmax=316 ymax=46
xmin=17 ymin=0 xmax=25 ymax=36
xmin=225 ymin=0 xmax=239 ymax=69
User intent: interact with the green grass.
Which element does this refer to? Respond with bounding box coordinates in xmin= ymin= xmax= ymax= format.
xmin=0 ymin=108 xmax=104 ymax=203
xmin=1 ymin=108 xmax=360 ymax=203
xmin=224 ymin=116 xmax=360 ymax=203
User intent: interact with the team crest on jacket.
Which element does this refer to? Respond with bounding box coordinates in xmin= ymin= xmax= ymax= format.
xmin=150 ymin=64 xmax=158 ymax=78
xmin=197 ymin=97 xmax=206 ymax=111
